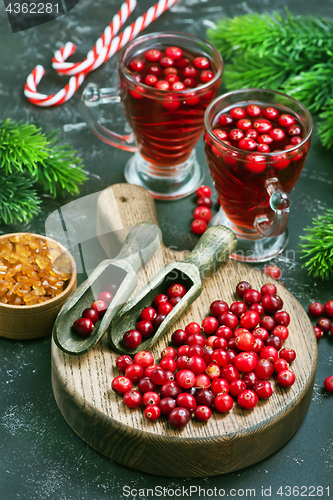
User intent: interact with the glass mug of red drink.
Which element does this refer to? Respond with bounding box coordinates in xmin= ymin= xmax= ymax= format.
xmin=204 ymin=88 xmax=313 ymax=262
xmin=81 ymin=32 xmax=223 ymax=200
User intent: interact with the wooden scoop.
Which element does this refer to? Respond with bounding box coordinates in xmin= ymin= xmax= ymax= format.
xmin=108 ymin=224 xmax=237 ymax=355
xmin=52 ymin=222 xmax=161 ymax=355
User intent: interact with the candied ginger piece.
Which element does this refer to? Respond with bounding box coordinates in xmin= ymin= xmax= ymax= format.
xmin=12 ymin=282 xmax=21 ymax=294
xmin=35 ymin=256 xmax=50 ymax=270
xmin=21 ymin=264 xmax=35 ymax=275
xmin=16 ymin=243 xmax=32 ymax=259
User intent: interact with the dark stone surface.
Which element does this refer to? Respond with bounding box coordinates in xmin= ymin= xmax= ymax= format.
xmin=0 ymin=0 xmax=332 ymax=498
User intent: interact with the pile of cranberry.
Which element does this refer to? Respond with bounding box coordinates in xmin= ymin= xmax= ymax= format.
xmin=112 ymin=280 xmax=297 ymax=429
xmin=308 ymin=299 xmax=333 ymax=393
xmin=72 ymin=283 xmax=118 ymax=336
xmin=190 ymin=185 xmax=213 ymax=236
xmin=122 ymin=282 xmax=187 ymax=350
xmin=127 ymin=45 xmax=215 ymax=103
xmin=212 ymin=104 xmax=305 ymax=173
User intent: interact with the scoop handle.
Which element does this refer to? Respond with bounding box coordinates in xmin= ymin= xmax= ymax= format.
xmin=182 ymin=225 xmax=237 ymax=277
xmin=115 ymin=222 xmax=162 ymax=271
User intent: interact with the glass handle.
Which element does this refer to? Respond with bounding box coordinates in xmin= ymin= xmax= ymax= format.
xmin=80 ymin=83 xmax=137 ymax=152
xmin=254 ymin=177 xmax=290 ymax=237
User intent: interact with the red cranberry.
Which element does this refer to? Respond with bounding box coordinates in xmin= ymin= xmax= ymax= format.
xmin=261 ymin=283 xmax=277 ymax=296
xmin=210 ymin=300 xmax=229 ymax=317
xmin=205 ymin=363 xmax=220 ymax=380
xmin=273 ymin=358 xmax=289 ymax=373
xmin=176 ymin=393 xmax=197 ymax=412
xmin=249 ymin=303 xmax=265 ymax=317
xmin=238 ymin=137 xmax=258 ymax=151
xmin=236 ymin=281 xmax=251 ymax=298
xmin=252 ymin=327 xmax=269 ymax=342
xmin=245 ymin=103 xmax=261 ymax=117
xmin=144 ymin=48 xmax=162 ymax=62
xmin=125 ymin=363 xmax=144 ymax=383
xmin=324 ymin=300 xmax=333 ymax=318
xmin=91 ymin=300 xmax=107 ymax=317
xmin=265 ymin=334 xmax=283 ymax=350
xmin=82 ymin=308 xmax=99 ymax=324
xmin=167 ymin=283 xmax=186 ymax=299
xmin=260 ymin=346 xmax=278 ymax=363
xmin=122 ymin=329 xmax=142 ymax=349
xmin=195 ymin=388 xmax=215 ymax=406
xmin=254 ymin=380 xmax=273 ymax=399
xmin=229 ymin=301 xmax=247 ymax=318
xmin=252 ymin=338 xmax=264 ymax=354
xmin=159 ymin=397 xmax=176 ymax=415
xmin=144 ymin=404 xmax=161 ymax=421
xmin=194 ymin=373 xmax=211 ymax=390
xmin=158 ymin=302 xmax=173 ymax=315
xmin=263 ymin=107 xmax=279 ymax=120
xmin=151 ymin=367 xmax=168 ymax=386
xmin=116 ymin=354 xmax=133 ymax=372
xmin=308 ymin=301 xmax=324 ymax=317
xmin=218 ymin=113 xmax=233 ymax=126
xmin=142 ymin=391 xmax=160 ymax=407
xmin=215 ymin=325 xmax=233 ymax=340
xmin=278 ymin=114 xmax=295 ymax=127
xmin=316 ymin=317 xmax=332 ymax=333
xmin=237 ymin=389 xmax=258 ymax=410
xmin=220 ymin=363 xmax=239 ymax=383
xmin=201 ymin=316 xmax=219 ymax=334
xmin=161 ymin=346 xmax=176 ymax=359
xmin=243 ymin=289 xmax=262 ymax=306
xmin=137 ymin=377 xmax=157 ymax=394
xmin=230 ymin=107 xmax=246 ymax=119
xmin=260 ymin=316 xmax=276 ymax=332
xmin=240 ymin=310 xmax=260 ymax=330
xmin=241 ymin=371 xmax=258 ymax=390
xmin=235 ymin=352 xmax=257 ymax=372
xmin=123 ymin=390 xmax=142 ymax=408
xmin=176 ymin=355 xmax=190 ymax=371
xmin=237 ymin=118 xmax=252 ymax=131
xmin=128 ymin=58 xmax=144 ymax=72
xmin=172 ymin=329 xmax=187 ymax=346
xmin=213 ymin=337 xmax=228 ymax=350
xmin=160 ymin=380 xmax=182 ymax=399
xmin=136 ymin=320 xmax=154 ymax=339
xmin=269 ymin=128 xmax=285 ymax=141
xmin=194 ymin=206 xmax=212 ymax=223
xmin=187 ymin=333 xmax=206 ymax=347
xmin=140 ymin=306 xmax=157 ymax=322
xmin=273 ymin=310 xmax=290 ymax=326
xmin=187 ymin=356 xmax=206 ymax=375
xmin=169 ymin=407 xmax=191 ymax=428
xmin=324 ymin=376 xmax=333 ymax=393
xmin=272 ymin=325 xmax=289 ymax=341
xmin=191 ymin=219 xmax=207 ymax=235
xmin=229 ymin=379 xmax=247 ymax=397
xmin=277 ymin=369 xmax=295 ymax=387
xmin=211 ymin=349 xmax=228 ymax=367
xmin=279 ymin=347 xmax=296 ymax=363
xmin=253 ymin=119 xmax=272 ymax=134
xmin=262 ymin=294 xmax=283 ymax=314
xmin=201 ymin=346 xmax=213 ymax=365
xmin=258 ymin=134 xmax=273 ymax=145
xmin=112 ymin=376 xmax=132 ymax=395
xmin=195 ymin=405 xmax=212 ymax=421
xmin=219 ymin=311 xmax=239 ymax=330
xmin=214 ymin=393 xmax=233 ymax=413
xmin=169 ymin=296 xmax=181 ymax=307
xmin=263 ymin=265 xmax=282 ymax=280
xmin=133 ymin=351 xmax=154 ymax=369
xmin=72 ymin=318 xmax=94 ymax=336
xmin=153 ymin=313 xmax=167 ymax=329
xmin=154 ymin=293 xmax=168 ymax=306
xmin=188 ymin=345 xmax=203 ymax=358
xmin=254 ymin=358 xmax=274 ymax=380
xmin=314 ymin=326 xmax=324 ymax=340
xmin=176 ymin=369 xmax=196 ymax=389
xmin=235 ymin=330 xmax=255 ymax=351
xmin=185 ymin=322 xmax=201 ymax=335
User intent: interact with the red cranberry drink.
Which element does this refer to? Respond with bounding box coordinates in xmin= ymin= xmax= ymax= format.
xmin=204 ymin=89 xmax=313 ymax=262
xmin=82 ymin=32 xmax=223 ymax=200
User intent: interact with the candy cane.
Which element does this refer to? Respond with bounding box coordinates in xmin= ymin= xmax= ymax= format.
xmin=24 ymin=0 xmax=179 ymax=107
xmin=52 ymin=0 xmax=137 ymax=76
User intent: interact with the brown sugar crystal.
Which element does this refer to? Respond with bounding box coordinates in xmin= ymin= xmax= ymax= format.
xmin=0 ymin=233 xmax=72 ymax=306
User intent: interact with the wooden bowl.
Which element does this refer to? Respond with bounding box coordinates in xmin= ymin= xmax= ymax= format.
xmin=0 ymin=233 xmax=77 ymax=340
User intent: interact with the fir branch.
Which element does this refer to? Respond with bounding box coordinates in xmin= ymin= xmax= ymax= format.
xmin=282 ymin=63 xmax=333 ymax=113
xmin=36 ymin=129 xmax=87 ymax=197
xmin=208 ymin=10 xmax=333 ymax=66
xmin=0 ymin=172 xmax=41 ymax=224
xmin=0 ymin=119 xmax=49 ymax=175
xmin=299 ymin=209 xmax=333 ymax=280
xmin=318 ymin=99 xmax=333 ymax=150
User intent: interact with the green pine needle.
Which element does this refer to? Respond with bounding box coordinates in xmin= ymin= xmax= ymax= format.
xmin=299 ymin=209 xmax=333 ymax=280
xmin=318 ymin=99 xmax=333 ymax=150
xmin=282 ymin=63 xmax=333 ymax=113
xmin=0 ymin=119 xmax=49 ymax=175
xmin=0 ymin=172 xmax=41 ymax=224
xmin=36 ymin=129 xmax=87 ymax=197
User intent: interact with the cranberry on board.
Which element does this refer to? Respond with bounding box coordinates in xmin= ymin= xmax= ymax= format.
xmin=171 ymin=329 xmax=188 ymax=345
xmin=250 ymin=303 xmax=265 ymax=317
xmin=201 ymin=316 xmax=219 ymax=334
xmin=261 ymin=283 xmax=277 ymax=296
xmin=133 ymin=350 xmax=154 ymax=369
xmin=235 ymin=330 xmax=255 ymax=351
xmin=243 ymin=289 xmax=262 ymax=306
xmin=123 ymin=390 xmax=142 ymax=408
xmin=214 ymin=393 xmax=234 ymax=413
xmin=263 ymin=265 xmax=282 ymax=280
xmin=187 ymin=356 xmax=207 ymax=375
xmin=237 ymin=389 xmax=258 ymax=410
xmin=210 ymin=299 xmax=229 ymax=317
xmin=279 ymin=347 xmax=296 ymax=363
xmin=254 ymin=380 xmax=273 ymax=399
xmin=125 ymin=364 xmax=144 ymax=383
xmin=273 ymin=310 xmax=290 ymax=326
xmin=176 ymin=393 xmax=197 ymax=412
xmin=242 ymin=371 xmax=258 ymax=390
xmin=168 ymin=407 xmax=191 ymax=428
xmin=219 ymin=311 xmax=239 ymax=330
xmin=262 ymin=293 xmax=283 ymax=314
xmin=236 ymin=281 xmax=251 ymax=298
xmin=116 ymin=354 xmax=133 ymax=372
xmin=159 ymin=397 xmax=177 ymax=415
xmin=142 ymin=391 xmax=160 ymax=407
xmin=254 ymin=358 xmax=274 ymax=380
xmin=144 ymin=404 xmax=161 ymax=421
xmin=240 ymin=310 xmax=260 ymax=330
xmin=195 ymin=405 xmax=212 ymax=421
xmin=137 ymin=377 xmax=157 ymax=394
xmin=112 ymin=376 xmax=132 ymax=395
xmin=194 ymin=373 xmax=211 ymax=390
xmin=235 ymin=352 xmax=257 ymax=372
xmin=260 ymin=316 xmax=276 ymax=332
xmin=229 ymin=301 xmax=247 ymax=318
xmin=273 ymin=358 xmax=289 ymax=374
xmin=277 ymin=369 xmax=295 ymax=387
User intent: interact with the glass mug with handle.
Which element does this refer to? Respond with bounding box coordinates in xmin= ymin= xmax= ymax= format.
xmin=204 ymin=88 xmax=313 ymax=262
xmin=81 ymin=31 xmax=223 ymax=200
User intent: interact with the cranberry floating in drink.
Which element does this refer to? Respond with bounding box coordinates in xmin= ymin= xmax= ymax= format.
xmin=82 ymin=32 xmax=223 ymax=200
xmin=204 ymin=89 xmax=313 ymax=262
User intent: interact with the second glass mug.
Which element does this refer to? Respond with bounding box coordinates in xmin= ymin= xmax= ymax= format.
xmin=81 ymin=31 xmax=223 ymax=200
xmin=204 ymin=88 xmax=313 ymax=263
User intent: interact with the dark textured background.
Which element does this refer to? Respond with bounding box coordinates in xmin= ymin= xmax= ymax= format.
xmin=0 ymin=0 xmax=332 ymax=499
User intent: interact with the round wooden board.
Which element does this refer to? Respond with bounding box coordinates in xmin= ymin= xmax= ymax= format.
xmin=51 ymin=184 xmax=317 ymax=477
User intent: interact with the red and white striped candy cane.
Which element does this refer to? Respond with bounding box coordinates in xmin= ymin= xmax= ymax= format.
xmin=52 ymin=0 xmax=137 ymax=76
xmin=24 ymin=0 xmax=179 ymax=106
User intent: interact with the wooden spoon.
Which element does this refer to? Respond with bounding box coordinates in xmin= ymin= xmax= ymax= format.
xmin=52 ymin=222 xmax=161 ymax=355
xmin=108 ymin=224 xmax=237 ymax=355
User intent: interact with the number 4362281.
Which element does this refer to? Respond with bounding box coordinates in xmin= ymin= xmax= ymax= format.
xmin=6 ymin=3 xmax=59 ymax=14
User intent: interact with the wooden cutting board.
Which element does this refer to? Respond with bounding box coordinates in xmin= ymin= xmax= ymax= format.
xmin=51 ymin=183 xmax=317 ymax=477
